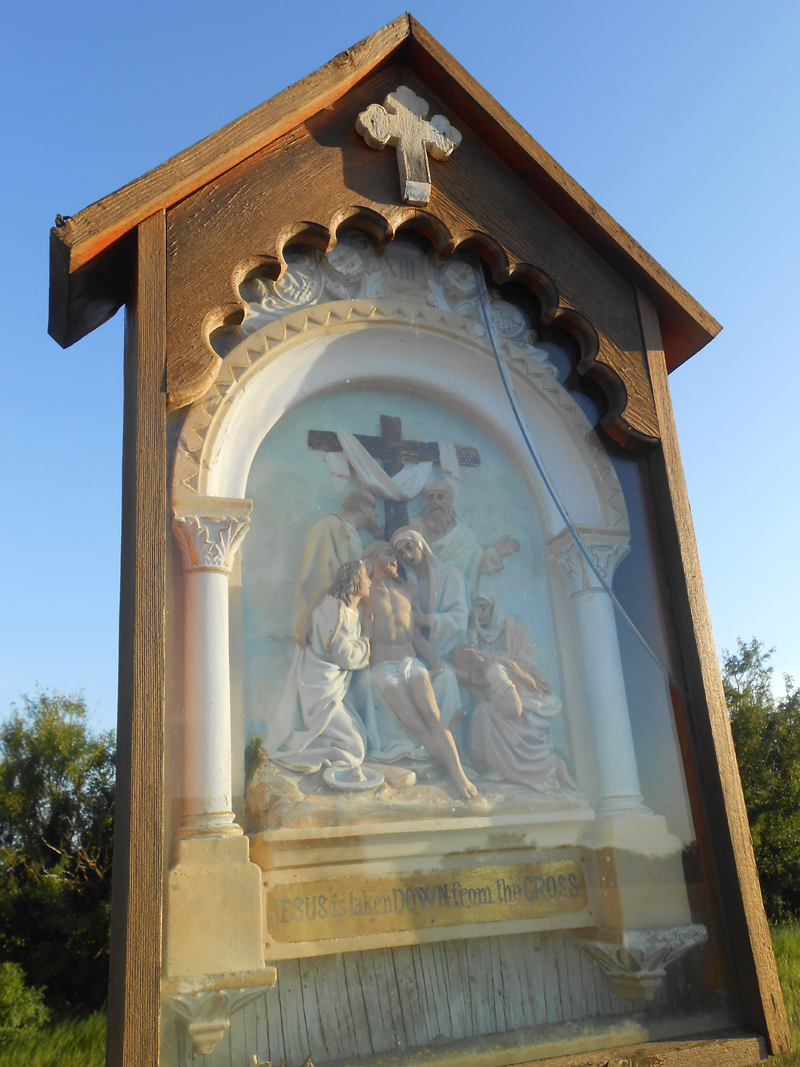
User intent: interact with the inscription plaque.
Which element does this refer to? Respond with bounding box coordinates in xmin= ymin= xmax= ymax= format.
xmin=266 ymin=859 xmax=588 ymax=943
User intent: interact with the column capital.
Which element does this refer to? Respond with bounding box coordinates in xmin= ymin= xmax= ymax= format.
xmin=548 ymin=528 xmax=630 ymax=598
xmin=172 ymin=514 xmax=250 ymax=575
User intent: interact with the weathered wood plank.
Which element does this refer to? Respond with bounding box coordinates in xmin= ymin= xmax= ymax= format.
xmin=337 ymin=951 xmax=373 ymax=1059
xmin=277 ymin=959 xmax=310 ymax=1065
xmin=638 ymin=288 xmax=791 ymax=1057
xmin=371 ymin=949 xmax=404 ymax=1050
xmin=299 ymin=957 xmax=329 ymax=1063
xmin=105 ymin=210 xmax=166 ymax=1067
xmin=356 ymin=949 xmax=393 ymax=1052
xmin=50 ymin=18 xmax=718 ymax=377
xmin=392 ymin=945 xmax=429 ymax=1049
xmin=51 ymin=17 xmax=410 ymax=280
xmin=310 ymin=954 xmax=346 ymax=1062
xmin=421 ymin=941 xmax=454 ymax=1041
xmin=264 ymin=968 xmax=287 ymax=1065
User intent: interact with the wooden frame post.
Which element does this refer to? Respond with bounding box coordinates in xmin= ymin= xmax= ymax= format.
xmin=107 ymin=210 xmax=167 ymax=1067
xmin=638 ymin=289 xmax=791 ymax=1057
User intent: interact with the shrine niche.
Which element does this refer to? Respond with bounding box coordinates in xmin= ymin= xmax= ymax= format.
xmin=48 ymin=14 xmax=788 ymax=1067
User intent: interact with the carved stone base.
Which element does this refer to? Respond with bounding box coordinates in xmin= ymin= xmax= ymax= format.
xmin=165 ymin=835 xmax=265 ymax=978
xmin=577 ymin=925 xmax=707 ymax=1000
xmin=164 ymin=968 xmax=277 ymax=1057
xmin=582 ymin=810 xmax=693 ymax=931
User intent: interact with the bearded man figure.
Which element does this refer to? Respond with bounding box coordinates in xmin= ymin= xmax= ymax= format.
xmin=408 ymin=481 xmax=519 ymax=591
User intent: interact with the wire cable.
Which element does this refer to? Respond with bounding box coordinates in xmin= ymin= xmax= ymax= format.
xmin=472 ymin=264 xmax=685 ymax=694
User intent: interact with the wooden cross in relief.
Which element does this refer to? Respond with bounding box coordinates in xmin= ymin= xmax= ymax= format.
xmin=308 ymin=415 xmax=480 ymax=537
xmin=355 ymin=85 xmax=462 ymax=205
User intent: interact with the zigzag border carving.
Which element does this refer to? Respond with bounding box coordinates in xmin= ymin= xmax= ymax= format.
xmin=172 ymin=298 xmax=629 ymax=537
xmin=166 ymin=210 xmax=656 ymax=453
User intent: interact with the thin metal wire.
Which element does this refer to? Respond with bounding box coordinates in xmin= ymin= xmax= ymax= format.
xmin=472 ymin=264 xmax=685 ymax=694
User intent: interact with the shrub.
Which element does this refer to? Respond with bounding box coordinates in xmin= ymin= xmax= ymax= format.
xmin=0 ymin=962 xmax=48 ymax=1043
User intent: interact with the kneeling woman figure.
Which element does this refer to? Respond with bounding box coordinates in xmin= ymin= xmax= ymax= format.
xmin=450 ymin=645 xmax=575 ymax=792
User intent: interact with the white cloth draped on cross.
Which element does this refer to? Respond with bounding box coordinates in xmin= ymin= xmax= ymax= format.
xmin=326 ymin=431 xmax=461 ymax=510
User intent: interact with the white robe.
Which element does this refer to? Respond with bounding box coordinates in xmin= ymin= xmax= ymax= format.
xmin=296 ymin=513 xmax=364 ymax=627
xmin=268 ymin=596 xmax=369 ymax=773
xmin=356 ymin=566 xmax=468 ymax=762
xmin=409 ymin=518 xmax=502 ymax=591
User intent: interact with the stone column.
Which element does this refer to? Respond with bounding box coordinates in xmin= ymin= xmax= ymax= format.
xmin=549 ymin=527 xmax=694 ymax=941
xmin=167 ymin=500 xmax=265 ymax=979
xmin=549 ymin=531 xmax=646 ymax=815
xmin=173 ymin=512 xmax=250 ymax=837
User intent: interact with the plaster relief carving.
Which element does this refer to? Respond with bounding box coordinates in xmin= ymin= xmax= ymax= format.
xmin=355 ymin=85 xmax=462 ymax=204
xmin=550 ymin=538 xmax=631 ymax=598
xmin=166 ymin=970 xmax=277 ymax=1056
xmin=577 ymin=925 xmax=708 ymax=1001
xmin=237 ymin=236 xmax=557 ymax=375
xmin=172 ymin=515 xmax=250 ymax=574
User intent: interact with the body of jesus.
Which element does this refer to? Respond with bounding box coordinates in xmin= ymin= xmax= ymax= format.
xmin=362 ymin=542 xmax=478 ymax=799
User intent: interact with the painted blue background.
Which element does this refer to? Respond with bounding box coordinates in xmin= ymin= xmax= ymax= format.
xmin=241 ymin=387 xmax=563 ymax=753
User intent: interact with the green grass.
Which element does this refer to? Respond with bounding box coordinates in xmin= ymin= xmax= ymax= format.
xmin=0 ymin=1012 xmax=105 ymax=1067
xmin=770 ymin=925 xmax=800 ymax=1064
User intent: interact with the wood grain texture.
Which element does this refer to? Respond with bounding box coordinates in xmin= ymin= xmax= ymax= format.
xmin=105 ymin=211 xmax=167 ymax=1067
xmin=163 ymin=63 xmax=658 ymax=449
xmin=49 ymin=17 xmax=718 ymax=374
xmin=50 ymin=17 xmax=410 ymax=277
xmin=637 ymin=288 xmax=790 ymax=1058
xmin=404 ymin=17 xmax=720 ymax=374
xmin=174 ymin=932 xmax=694 ymax=1065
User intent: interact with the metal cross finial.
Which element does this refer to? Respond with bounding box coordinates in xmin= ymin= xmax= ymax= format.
xmin=356 ymin=85 xmax=462 ymax=205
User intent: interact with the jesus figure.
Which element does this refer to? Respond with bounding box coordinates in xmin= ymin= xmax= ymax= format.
xmin=362 ymin=542 xmax=478 ymax=799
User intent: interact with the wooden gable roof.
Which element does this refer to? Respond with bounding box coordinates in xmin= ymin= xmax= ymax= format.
xmin=49 ymin=13 xmax=719 ymax=374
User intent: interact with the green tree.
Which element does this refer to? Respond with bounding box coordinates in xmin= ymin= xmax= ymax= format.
xmin=0 ymin=690 xmax=115 ymax=1014
xmin=724 ymin=639 xmax=800 ymax=922
xmin=0 ymin=961 xmax=49 ymax=1043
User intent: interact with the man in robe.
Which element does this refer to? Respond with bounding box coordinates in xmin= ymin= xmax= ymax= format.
xmin=408 ymin=481 xmax=519 ymax=591
xmin=296 ymin=488 xmax=382 ymax=630
xmin=360 ymin=543 xmax=477 ymax=799
xmin=268 ymin=560 xmax=372 ymax=773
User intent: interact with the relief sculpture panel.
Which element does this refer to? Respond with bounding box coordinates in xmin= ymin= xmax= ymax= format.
xmin=162 ymin=234 xmax=734 ymax=1064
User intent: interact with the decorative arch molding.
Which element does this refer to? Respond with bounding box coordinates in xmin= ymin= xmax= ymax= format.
xmin=171 ymin=296 xmax=629 ymax=543
xmin=167 ymin=200 xmax=659 ymax=452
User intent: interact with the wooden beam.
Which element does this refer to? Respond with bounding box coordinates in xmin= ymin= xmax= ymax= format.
xmin=49 ymin=15 xmax=719 ymax=371
xmin=637 ymin=288 xmax=790 ymax=1057
xmin=49 ymin=16 xmax=410 ymax=281
xmin=519 ymin=1029 xmax=766 ymax=1066
xmin=106 ymin=210 xmax=167 ymax=1066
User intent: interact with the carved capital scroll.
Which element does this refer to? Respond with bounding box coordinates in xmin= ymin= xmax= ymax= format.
xmin=549 ymin=532 xmax=631 ymax=598
xmin=172 ymin=515 xmax=250 ymax=575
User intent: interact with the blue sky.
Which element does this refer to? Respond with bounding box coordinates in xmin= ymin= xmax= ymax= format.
xmin=1 ymin=0 xmax=797 ymax=731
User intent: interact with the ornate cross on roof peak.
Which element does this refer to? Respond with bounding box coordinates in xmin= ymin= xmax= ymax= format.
xmin=356 ymin=85 xmax=462 ymax=206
